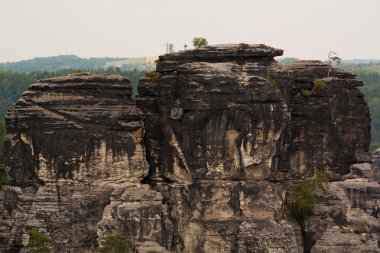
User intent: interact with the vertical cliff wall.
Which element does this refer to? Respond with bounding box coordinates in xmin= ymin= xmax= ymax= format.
xmin=0 ymin=44 xmax=372 ymax=253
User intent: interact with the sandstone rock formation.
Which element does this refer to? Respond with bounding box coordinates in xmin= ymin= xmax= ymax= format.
xmin=0 ymin=44 xmax=374 ymax=253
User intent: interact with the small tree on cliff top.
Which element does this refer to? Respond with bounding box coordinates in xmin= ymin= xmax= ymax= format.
xmin=192 ymin=37 xmax=208 ymax=48
xmin=327 ymin=51 xmax=341 ymax=77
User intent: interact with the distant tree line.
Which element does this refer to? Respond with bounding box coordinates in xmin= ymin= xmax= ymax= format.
xmin=0 ymin=55 xmax=126 ymax=72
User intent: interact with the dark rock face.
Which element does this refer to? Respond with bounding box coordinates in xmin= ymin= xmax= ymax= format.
xmin=0 ymin=73 xmax=149 ymax=252
xmin=0 ymin=45 xmax=372 ymax=253
xmin=275 ymin=61 xmax=371 ymax=178
xmin=5 ymin=73 xmax=147 ymax=184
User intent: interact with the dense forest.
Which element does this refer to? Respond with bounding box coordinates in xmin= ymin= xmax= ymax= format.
xmin=0 ymin=55 xmax=155 ymax=72
xmin=341 ymin=63 xmax=380 ymax=150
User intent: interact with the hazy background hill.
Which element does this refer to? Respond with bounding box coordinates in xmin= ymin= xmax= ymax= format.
xmin=0 ymin=55 xmax=156 ymax=72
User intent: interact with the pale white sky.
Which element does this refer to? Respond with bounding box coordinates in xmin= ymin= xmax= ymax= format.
xmin=0 ymin=0 xmax=379 ymax=62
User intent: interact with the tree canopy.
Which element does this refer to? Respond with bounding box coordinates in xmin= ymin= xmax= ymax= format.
xmin=192 ymin=37 xmax=208 ymax=48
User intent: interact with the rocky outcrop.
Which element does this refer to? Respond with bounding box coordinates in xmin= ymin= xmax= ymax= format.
xmin=0 ymin=73 xmax=151 ymax=252
xmin=307 ymin=178 xmax=380 ymax=253
xmin=0 ymin=44 xmax=373 ymax=253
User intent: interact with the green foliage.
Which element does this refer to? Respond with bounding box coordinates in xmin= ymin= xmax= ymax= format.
xmin=265 ymin=75 xmax=280 ymax=90
xmin=340 ymin=63 xmax=380 ymax=146
xmin=99 ymin=235 xmax=129 ymax=253
xmin=287 ymin=171 xmax=331 ymax=222
xmin=370 ymin=143 xmax=380 ymax=152
xmin=301 ymin=89 xmax=312 ymax=97
xmin=27 ymin=229 xmax=52 ymax=253
xmin=192 ymin=37 xmax=208 ymax=48
xmin=0 ymin=55 xmax=129 ymax=72
xmin=313 ymin=79 xmax=327 ymax=90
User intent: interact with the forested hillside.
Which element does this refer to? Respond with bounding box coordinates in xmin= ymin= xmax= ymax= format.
xmin=0 ymin=55 xmax=155 ymax=72
xmin=341 ymin=63 xmax=380 ymax=150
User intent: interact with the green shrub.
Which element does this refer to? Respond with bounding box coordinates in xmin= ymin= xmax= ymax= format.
xmin=192 ymin=37 xmax=208 ymax=48
xmin=288 ymin=171 xmax=331 ymax=222
xmin=301 ymin=89 xmax=312 ymax=97
xmin=99 ymin=235 xmax=129 ymax=253
xmin=313 ymin=79 xmax=327 ymax=90
xmin=27 ymin=229 xmax=52 ymax=253
xmin=265 ymin=75 xmax=280 ymax=90
xmin=370 ymin=143 xmax=380 ymax=152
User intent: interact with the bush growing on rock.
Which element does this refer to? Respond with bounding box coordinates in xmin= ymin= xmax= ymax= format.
xmin=313 ymin=79 xmax=327 ymax=90
xmin=301 ymin=89 xmax=312 ymax=97
xmin=98 ymin=235 xmax=129 ymax=253
xmin=27 ymin=229 xmax=52 ymax=253
xmin=264 ymin=75 xmax=280 ymax=90
xmin=288 ymin=171 xmax=331 ymax=222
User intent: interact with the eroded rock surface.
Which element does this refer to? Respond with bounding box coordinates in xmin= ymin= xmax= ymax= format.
xmin=0 ymin=45 xmax=373 ymax=253
xmin=0 ymin=73 xmax=151 ymax=252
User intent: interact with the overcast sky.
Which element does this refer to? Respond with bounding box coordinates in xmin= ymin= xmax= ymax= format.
xmin=0 ymin=0 xmax=379 ymax=62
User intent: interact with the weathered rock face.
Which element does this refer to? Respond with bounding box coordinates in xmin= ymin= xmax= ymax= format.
xmin=5 ymin=73 xmax=147 ymax=184
xmin=0 ymin=45 xmax=373 ymax=253
xmin=0 ymin=73 xmax=151 ymax=252
xmin=275 ymin=61 xmax=371 ymax=178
